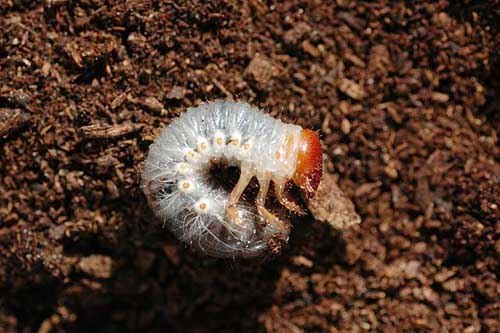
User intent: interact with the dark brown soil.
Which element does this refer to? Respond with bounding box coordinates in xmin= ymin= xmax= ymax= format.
xmin=0 ymin=1 xmax=499 ymax=332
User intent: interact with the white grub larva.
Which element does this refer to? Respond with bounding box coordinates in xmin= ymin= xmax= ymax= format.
xmin=142 ymin=101 xmax=322 ymax=258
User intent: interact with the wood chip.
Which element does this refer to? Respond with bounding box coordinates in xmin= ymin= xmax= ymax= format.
xmin=143 ymin=96 xmax=165 ymax=113
xmin=110 ymin=93 xmax=127 ymax=110
xmin=384 ymin=165 xmax=399 ymax=179
xmin=211 ymin=78 xmax=233 ymax=99
xmin=344 ymin=53 xmax=366 ymax=68
xmin=355 ymin=181 xmax=382 ymax=197
xmin=338 ymin=78 xmax=365 ymax=100
xmin=307 ymin=172 xmax=361 ymax=230
xmin=431 ymin=92 xmax=450 ymax=103
xmin=290 ymin=255 xmax=314 ymax=268
xmin=79 ymin=122 xmax=143 ymax=139
xmin=302 ymin=40 xmax=320 ymax=58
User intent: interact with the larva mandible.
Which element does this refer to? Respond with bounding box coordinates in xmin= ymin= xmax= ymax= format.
xmin=142 ymin=101 xmax=322 ymax=258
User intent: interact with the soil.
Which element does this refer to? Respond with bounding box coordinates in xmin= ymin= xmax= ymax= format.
xmin=0 ymin=1 xmax=499 ymax=332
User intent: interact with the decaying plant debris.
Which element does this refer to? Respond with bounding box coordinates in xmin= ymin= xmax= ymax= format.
xmin=307 ymin=172 xmax=361 ymax=231
xmin=0 ymin=1 xmax=498 ymax=332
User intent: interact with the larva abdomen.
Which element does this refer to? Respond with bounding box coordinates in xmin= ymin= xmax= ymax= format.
xmin=142 ymin=101 xmax=318 ymax=258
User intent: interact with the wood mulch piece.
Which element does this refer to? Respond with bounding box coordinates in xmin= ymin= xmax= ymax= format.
xmin=0 ymin=1 xmax=498 ymax=332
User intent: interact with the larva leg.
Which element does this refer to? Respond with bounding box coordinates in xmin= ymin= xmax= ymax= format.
xmin=256 ymin=173 xmax=288 ymax=234
xmin=274 ymin=181 xmax=306 ymax=215
xmin=226 ymin=166 xmax=254 ymax=225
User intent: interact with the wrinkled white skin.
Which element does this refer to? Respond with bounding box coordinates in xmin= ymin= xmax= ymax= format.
xmin=142 ymin=101 xmax=303 ymax=258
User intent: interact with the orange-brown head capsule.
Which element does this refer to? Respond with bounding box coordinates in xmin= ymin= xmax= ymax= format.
xmin=292 ymin=129 xmax=323 ymax=198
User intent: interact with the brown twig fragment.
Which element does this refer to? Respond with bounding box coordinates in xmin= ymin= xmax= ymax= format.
xmin=79 ymin=122 xmax=144 ymax=140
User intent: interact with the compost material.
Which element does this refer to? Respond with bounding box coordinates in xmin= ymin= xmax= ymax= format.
xmin=0 ymin=1 xmax=498 ymax=332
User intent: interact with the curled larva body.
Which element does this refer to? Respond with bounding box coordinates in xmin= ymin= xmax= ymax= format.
xmin=142 ymin=101 xmax=322 ymax=258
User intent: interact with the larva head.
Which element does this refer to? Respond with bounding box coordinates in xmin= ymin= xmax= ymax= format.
xmin=292 ymin=129 xmax=323 ymax=198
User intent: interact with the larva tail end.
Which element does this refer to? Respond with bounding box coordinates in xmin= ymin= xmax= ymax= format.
xmin=292 ymin=129 xmax=323 ymax=198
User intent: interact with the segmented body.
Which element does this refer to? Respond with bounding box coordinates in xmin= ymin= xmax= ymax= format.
xmin=142 ymin=101 xmax=304 ymax=257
